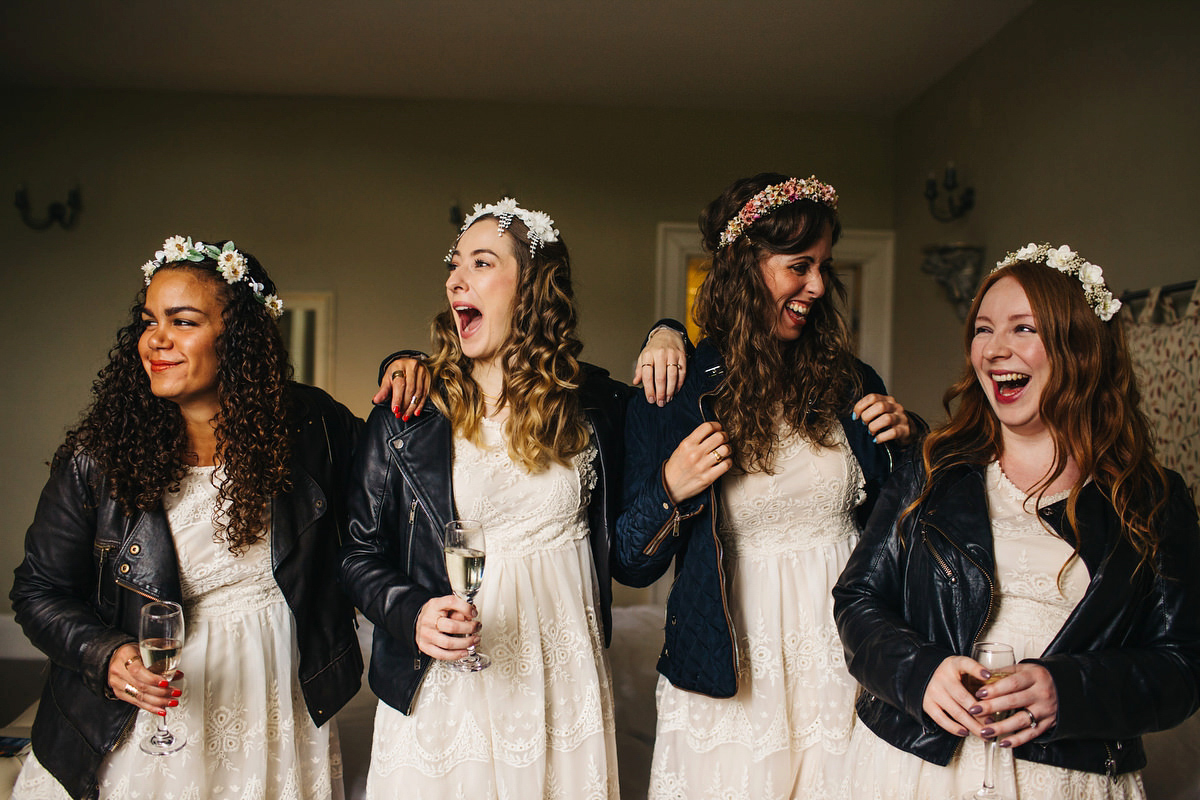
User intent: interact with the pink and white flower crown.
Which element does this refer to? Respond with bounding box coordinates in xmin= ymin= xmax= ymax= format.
xmin=141 ymin=236 xmax=284 ymax=319
xmin=718 ymin=175 xmax=839 ymax=249
xmin=993 ymin=243 xmax=1120 ymax=322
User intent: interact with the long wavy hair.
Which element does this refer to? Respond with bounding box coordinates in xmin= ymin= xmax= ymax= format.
xmin=916 ymin=261 xmax=1169 ymax=566
xmin=427 ymin=215 xmax=589 ymax=471
xmin=58 ymin=244 xmax=294 ymax=554
xmin=693 ymin=172 xmax=860 ymax=473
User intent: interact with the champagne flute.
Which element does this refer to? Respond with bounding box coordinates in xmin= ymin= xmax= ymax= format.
xmin=963 ymin=641 xmax=1015 ymax=800
xmin=442 ymin=519 xmax=490 ymax=672
xmin=138 ymin=600 xmax=187 ymax=755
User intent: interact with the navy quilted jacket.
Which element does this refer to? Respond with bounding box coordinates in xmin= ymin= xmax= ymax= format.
xmin=614 ymin=339 xmax=913 ymax=697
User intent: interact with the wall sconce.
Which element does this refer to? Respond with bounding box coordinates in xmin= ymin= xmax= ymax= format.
xmin=16 ymin=184 xmax=82 ymax=230
xmin=922 ymin=243 xmax=986 ymax=319
xmin=924 ymin=164 xmax=974 ymax=223
xmin=449 ymin=201 xmax=465 ymax=229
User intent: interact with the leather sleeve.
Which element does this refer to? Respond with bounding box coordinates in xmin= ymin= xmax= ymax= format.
xmin=339 ymin=407 xmax=435 ymax=658
xmin=832 ymin=459 xmax=955 ymax=722
xmin=10 ymin=453 xmax=135 ymax=698
xmin=1031 ymin=472 xmax=1200 ymax=741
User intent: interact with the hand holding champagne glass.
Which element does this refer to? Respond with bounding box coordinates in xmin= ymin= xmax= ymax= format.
xmin=964 ymin=642 xmax=1015 ymax=800
xmin=443 ymin=519 xmax=490 ymax=672
xmin=139 ymin=600 xmax=187 ymax=755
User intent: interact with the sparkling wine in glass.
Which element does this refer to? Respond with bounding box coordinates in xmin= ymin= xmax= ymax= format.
xmin=139 ymin=600 xmax=187 ymax=755
xmin=443 ymin=519 xmax=490 ymax=672
xmin=963 ymin=641 xmax=1015 ymax=800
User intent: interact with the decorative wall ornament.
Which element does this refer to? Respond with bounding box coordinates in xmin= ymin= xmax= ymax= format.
xmin=922 ymin=243 xmax=986 ymax=320
xmin=924 ymin=164 xmax=974 ymax=223
xmin=15 ymin=184 xmax=82 ymax=230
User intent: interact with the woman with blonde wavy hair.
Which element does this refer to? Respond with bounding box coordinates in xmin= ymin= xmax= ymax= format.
xmin=341 ymin=200 xmax=633 ymax=798
xmin=618 ymin=172 xmax=919 ymax=798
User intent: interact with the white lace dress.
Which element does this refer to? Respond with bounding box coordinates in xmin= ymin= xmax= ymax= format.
xmin=364 ymin=418 xmax=619 ymax=800
xmin=648 ymin=425 xmax=865 ymax=800
xmin=845 ymin=461 xmax=1145 ymax=800
xmin=14 ymin=466 xmax=343 ymax=800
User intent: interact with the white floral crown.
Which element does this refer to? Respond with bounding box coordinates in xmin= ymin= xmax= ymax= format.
xmin=993 ymin=243 xmax=1121 ymax=322
xmin=718 ymin=175 xmax=839 ymax=250
xmin=451 ymin=197 xmax=561 ymax=259
xmin=141 ymin=236 xmax=284 ymax=319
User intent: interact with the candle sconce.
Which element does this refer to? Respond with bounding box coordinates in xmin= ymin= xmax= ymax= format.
xmin=924 ymin=164 xmax=974 ymax=223
xmin=16 ymin=184 xmax=82 ymax=230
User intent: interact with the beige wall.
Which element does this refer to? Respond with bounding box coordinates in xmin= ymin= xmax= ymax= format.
xmin=890 ymin=0 xmax=1200 ymax=423
xmin=0 ymin=88 xmax=892 ymax=612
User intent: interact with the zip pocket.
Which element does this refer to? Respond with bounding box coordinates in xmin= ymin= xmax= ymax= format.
xmin=921 ymin=528 xmax=957 ymax=584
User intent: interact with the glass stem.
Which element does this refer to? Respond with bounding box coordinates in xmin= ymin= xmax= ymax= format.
xmin=983 ymin=739 xmax=997 ymax=792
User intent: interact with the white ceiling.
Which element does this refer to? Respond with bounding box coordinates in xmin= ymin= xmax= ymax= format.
xmin=0 ymin=0 xmax=1034 ymax=115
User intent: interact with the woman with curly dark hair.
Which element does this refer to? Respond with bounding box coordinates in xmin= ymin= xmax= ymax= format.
xmin=11 ymin=238 xmax=362 ymax=800
xmin=341 ymin=200 xmax=634 ymax=798
xmin=833 ymin=246 xmax=1200 ymax=799
xmin=617 ymin=172 xmax=920 ymax=798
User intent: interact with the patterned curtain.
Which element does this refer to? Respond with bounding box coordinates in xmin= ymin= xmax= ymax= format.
xmin=1122 ymin=283 xmax=1200 ymax=498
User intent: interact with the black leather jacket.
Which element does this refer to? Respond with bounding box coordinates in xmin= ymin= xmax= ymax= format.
xmin=10 ymin=383 xmax=364 ymax=800
xmin=615 ymin=340 xmax=917 ymax=697
xmin=340 ymin=364 xmax=629 ymax=715
xmin=833 ymin=457 xmax=1200 ymax=777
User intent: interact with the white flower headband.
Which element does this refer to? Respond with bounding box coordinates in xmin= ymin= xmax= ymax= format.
xmin=448 ymin=197 xmax=561 ymax=260
xmin=993 ymin=243 xmax=1121 ymax=322
xmin=718 ymin=175 xmax=840 ymax=250
xmin=141 ymin=236 xmax=284 ymax=319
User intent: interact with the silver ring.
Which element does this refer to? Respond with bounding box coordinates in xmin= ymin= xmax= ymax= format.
xmin=1022 ymin=708 xmax=1037 ymax=729
xmin=123 ymin=683 xmax=140 ymax=699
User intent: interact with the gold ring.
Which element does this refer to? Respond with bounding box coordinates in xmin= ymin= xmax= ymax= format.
xmin=124 ymin=656 xmax=141 ymax=669
xmin=711 ymin=448 xmax=724 ymax=463
xmin=123 ymin=683 xmax=140 ymax=699
xmin=1022 ymin=708 xmax=1037 ymax=729
xmin=666 ymin=364 xmax=680 ymax=369
xmin=390 ymin=370 xmax=404 ymax=381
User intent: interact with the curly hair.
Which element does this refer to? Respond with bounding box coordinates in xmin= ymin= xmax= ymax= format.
xmin=916 ymin=261 xmax=1170 ymax=567
xmin=58 ymin=244 xmax=294 ymax=554
xmin=693 ymin=172 xmax=861 ymax=473
xmin=427 ymin=215 xmax=589 ymax=472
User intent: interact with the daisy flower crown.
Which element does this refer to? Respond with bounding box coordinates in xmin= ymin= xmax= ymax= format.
xmin=141 ymin=236 xmax=284 ymax=319
xmin=718 ymin=175 xmax=840 ymax=250
xmin=993 ymin=243 xmax=1121 ymax=322
xmin=448 ymin=197 xmax=561 ymax=261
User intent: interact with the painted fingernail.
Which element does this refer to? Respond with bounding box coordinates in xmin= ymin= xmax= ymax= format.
xmin=168 ymin=699 xmax=178 ymax=707
xmin=957 ymin=728 xmax=969 ymax=737
xmin=1000 ymin=740 xmax=1013 ymax=748
xmin=402 ymin=414 xmax=410 ymax=422
xmin=393 ymin=406 xmax=401 ymax=418
xmin=873 ymin=436 xmax=878 ymax=443
xmin=968 ymin=705 xmax=982 ymax=715
xmin=415 ymin=408 xmax=421 ymax=417
xmin=158 ymin=709 xmax=167 ymax=717
xmin=981 ymin=727 xmax=995 ymax=738
xmin=976 ymin=689 xmax=988 ymax=699
xmin=981 ymin=669 xmax=992 ymax=679
xmin=172 ymin=689 xmax=182 ymax=697
xmin=159 ymin=680 xmax=169 ymax=688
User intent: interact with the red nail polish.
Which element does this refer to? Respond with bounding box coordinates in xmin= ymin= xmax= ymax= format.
xmin=402 ymin=414 xmax=410 ymax=422
xmin=158 ymin=709 xmax=167 ymax=717
xmin=168 ymin=699 xmax=178 ymax=707
xmin=159 ymin=680 xmax=169 ymax=688
xmin=172 ymin=689 xmax=182 ymax=697
xmin=393 ymin=406 xmax=400 ymax=418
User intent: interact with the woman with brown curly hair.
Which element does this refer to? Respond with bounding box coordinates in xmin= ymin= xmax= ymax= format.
xmin=617 ymin=172 xmax=919 ymax=798
xmin=341 ymin=200 xmax=632 ymax=798
xmin=833 ymin=246 xmax=1200 ymax=799
xmin=11 ymin=239 xmax=362 ymax=800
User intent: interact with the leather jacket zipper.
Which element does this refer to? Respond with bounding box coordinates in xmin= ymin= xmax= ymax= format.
xmin=114 ymin=578 xmax=159 ymax=602
xmin=407 ymin=499 xmax=419 ymax=574
xmin=924 ymin=519 xmax=996 ymax=649
xmin=921 ymin=530 xmax=957 ymax=583
xmin=1104 ymin=742 xmax=1117 ymax=779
